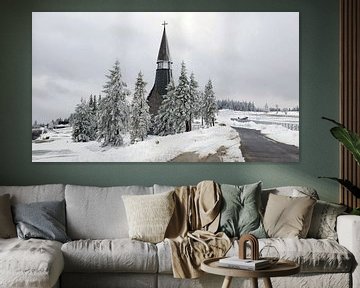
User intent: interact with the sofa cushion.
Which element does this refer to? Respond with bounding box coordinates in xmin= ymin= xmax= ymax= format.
xmin=0 ymin=184 xmax=65 ymax=204
xmin=12 ymin=200 xmax=70 ymax=243
xmin=122 ymin=191 xmax=175 ymax=243
xmin=218 ymin=182 xmax=266 ymax=238
xmin=65 ymin=185 xmax=153 ymax=239
xmin=61 ymin=239 xmax=158 ymax=273
xmin=307 ymin=200 xmax=347 ymax=240
xmin=158 ymin=237 xmax=353 ymax=274
xmin=0 ymin=238 xmax=64 ymax=288
xmin=0 ymin=194 xmax=16 ymax=238
xmin=263 ymin=193 xmax=316 ymax=238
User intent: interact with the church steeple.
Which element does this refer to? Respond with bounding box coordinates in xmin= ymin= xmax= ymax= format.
xmin=147 ymin=22 xmax=173 ymax=120
xmin=157 ymin=22 xmax=172 ymax=69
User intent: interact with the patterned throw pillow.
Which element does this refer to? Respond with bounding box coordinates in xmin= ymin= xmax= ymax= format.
xmin=307 ymin=200 xmax=347 ymax=240
xmin=0 ymin=194 xmax=16 ymax=238
xmin=218 ymin=182 xmax=266 ymax=238
xmin=263 ymin=193 xmax=316 ymax=238
xmin=122 ymin=191 xmax=175 ymax=243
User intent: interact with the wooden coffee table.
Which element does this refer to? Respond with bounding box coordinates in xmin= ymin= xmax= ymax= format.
xmin=201 ymin=257 xmax=300 ymax=288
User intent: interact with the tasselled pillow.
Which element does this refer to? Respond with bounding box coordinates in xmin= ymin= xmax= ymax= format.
xmin=122 ymin=190 xmax=175 ymax=243
xmin=307 ymin=200 xmax=347 ymax=240
xmin=263 ymin=193 xmax=316 ymax=238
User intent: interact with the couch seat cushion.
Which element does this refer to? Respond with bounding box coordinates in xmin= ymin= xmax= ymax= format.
xmin=231 ymin=238 xmax=353 ymax=273
xmin=62 ymin=239 xmax=158 ymax=273
xmin=0 ymin=238 xmax=64 ymax=288
xmin=157 ymin=238 xmax=354 ymax=274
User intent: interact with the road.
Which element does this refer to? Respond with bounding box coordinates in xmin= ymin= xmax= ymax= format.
xmin=234 ymin=127 xmax=299 ymax=162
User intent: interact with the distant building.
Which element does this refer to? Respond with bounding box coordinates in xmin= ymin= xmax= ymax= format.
xmin=147 ymin=22 xmax=173 ymax=117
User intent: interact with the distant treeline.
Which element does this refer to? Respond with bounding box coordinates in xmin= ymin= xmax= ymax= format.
xmin=217 ymin=99 xmax=299 ymax=112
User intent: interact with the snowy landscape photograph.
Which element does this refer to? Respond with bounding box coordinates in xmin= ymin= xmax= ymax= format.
xmin=32 ymin=12 xmax=299 ymax=162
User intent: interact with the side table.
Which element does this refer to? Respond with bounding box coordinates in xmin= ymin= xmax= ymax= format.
xmin=201 ymin=257 xmax=300 ymax=288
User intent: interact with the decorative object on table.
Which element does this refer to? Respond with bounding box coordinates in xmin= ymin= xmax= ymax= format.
xmin=320 ymin=117 xmax=360 ymax=212
xmin=259 ymin=245 xmax=280 ymax=265
xmin=238 ymin=234 xmax=260 ymax=260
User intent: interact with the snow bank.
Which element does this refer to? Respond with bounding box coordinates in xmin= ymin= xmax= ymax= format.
xmin=217 ymin=109 xmax=299 ymax=147
xmin=32 ymin=125 xmax=244 ymax=162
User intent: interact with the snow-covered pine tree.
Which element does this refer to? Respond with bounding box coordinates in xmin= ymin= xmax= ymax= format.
xmin=153 ymin=80 xmax=177 ymax=136
xmin=130 ymin=72 xmax=151 ymax=143
xmin=189 ymin=72 xmax=200 ymax=125
xmin=88 ymin=94 xmax=97 ymax=139
xmin=72 ymin=98 xmax=95 ymax=142
xmin=203 ymin=79 xmax=217 ymax=127
xmin=97 ymin=60 xmax=130 ymax=146
xmin=174 ymin=61 xmax=191 ymax=132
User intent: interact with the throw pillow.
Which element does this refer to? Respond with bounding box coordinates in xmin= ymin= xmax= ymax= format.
xmin=122 ymin=190 xmax=175 ymax=243
xmin=12 ymin=200 xmax=70 ymax=243
xmin=0 ymin=194 xmax=16 ymax=238
xmin=307 ymin=200 xmax=347 ymax=240
xmin=263 ymin=193 xmax=316 ymax=238
xmin=218 ymin=182 xmax=266 ymax=238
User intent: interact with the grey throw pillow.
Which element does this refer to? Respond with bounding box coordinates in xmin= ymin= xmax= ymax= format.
xmin=307 ymin=200 xmax=347 ymax=240
xmin=0 ymin=194 xmax=16 ymax=238
xmin=12 ymin=200 xmax=70 ymax=243
xmin=218 ymin=182 xmax=266 ymax=238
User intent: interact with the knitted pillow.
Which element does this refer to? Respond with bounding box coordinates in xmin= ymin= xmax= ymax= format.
xmin=122 ymin=191 xmax=175 ymax=243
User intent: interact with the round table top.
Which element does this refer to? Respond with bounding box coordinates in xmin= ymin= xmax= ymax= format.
xmin=201 ymin=257 xmax=300 ymax=278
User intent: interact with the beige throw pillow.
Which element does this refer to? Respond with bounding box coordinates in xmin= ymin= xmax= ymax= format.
xmin=122 ymin=191 xmax=175 ymax=243
xmin=0 ymin=194 xmax=16 ymax=238
xmin=263 ymin=193 xmax=316 ymax=238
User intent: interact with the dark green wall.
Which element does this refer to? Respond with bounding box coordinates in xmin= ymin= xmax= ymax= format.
xmin=0 ymin=0 xmax=340 ymax=202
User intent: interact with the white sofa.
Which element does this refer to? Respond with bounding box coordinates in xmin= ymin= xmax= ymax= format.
xmin=0 ymin=184 xmax=359 ymax=288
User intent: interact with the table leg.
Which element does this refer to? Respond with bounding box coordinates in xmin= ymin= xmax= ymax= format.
xmin=263 ymin=277 xmax=273 ymax=288
xmin=221 ymin=276 xmax=233 ymax=288
xmin=251 ymin=278 xmax=258 ymax=288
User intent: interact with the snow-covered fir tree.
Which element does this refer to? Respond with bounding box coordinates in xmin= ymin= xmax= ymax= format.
xmin=189 ymin=72 xmax=200 ymax=123
xmin=72 ymin=98 xmax=95 ymax=142
xmin=153 ymin=80 xmax=177 ymax=136
xmin=97 ymin=60 xmax=130 ymax=146
xmin=173 ymin=61 xmax=191 ymax=132
xmin=130 ymin=72 xmax=151 ymax=143
xmin=202 ymin=79 xmax=217 ymax=127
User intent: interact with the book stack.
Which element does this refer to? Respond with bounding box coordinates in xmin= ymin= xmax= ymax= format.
xmin=218 ymin=257 xmax=271 ymax=270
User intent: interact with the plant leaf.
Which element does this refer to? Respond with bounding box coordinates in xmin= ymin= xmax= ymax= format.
xmin=322 ymin=117 xmax=360 ymax=165
xmin=330 ymin=126 xmax=360 ymax=165
xmin=318 ymin=177 xmax=360 ymax=198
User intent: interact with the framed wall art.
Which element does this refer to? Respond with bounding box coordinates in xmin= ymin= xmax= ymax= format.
xmin=32 ymin=12 xmax=299 ymax=162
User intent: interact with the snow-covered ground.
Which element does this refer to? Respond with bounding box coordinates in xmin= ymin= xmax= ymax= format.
xmin=32 ymin=109 xmax=299 ymax=162
xmin=32 ymin=122 xmax=243 ymax=162
xmin=217 ymin=110 xmax=299 ymax=147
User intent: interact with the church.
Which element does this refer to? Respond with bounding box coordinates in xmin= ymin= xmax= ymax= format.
xmin=147 ymin=22 xmax=173 ymax=117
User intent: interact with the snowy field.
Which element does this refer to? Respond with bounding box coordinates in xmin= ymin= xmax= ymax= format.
xmin=217 ymin=110 xmax=299 ymax=147
xmin=32 ymin=109 xmax=299 ymax=162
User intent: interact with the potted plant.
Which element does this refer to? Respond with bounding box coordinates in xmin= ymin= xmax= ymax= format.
xmin=320 ymin=117 xmax=360 ymax=215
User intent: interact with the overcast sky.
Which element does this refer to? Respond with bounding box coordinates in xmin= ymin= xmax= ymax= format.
xmin=32 ymin=12 xmax=299 ymax=123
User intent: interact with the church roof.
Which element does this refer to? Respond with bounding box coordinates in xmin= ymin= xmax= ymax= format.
xmin=157 ymin=26 xmax=171 ymax=62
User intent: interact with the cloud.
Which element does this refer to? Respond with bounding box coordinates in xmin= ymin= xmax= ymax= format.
xmin=32 ymin=12 xmax=299 ymax=123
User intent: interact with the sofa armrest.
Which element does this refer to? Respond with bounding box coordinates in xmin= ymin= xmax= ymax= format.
xmin=337 ymin=215 xmax=360 ymax=288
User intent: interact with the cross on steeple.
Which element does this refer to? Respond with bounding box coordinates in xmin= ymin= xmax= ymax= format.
xmin=162 ymin=21 xmax=168 ymax=28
